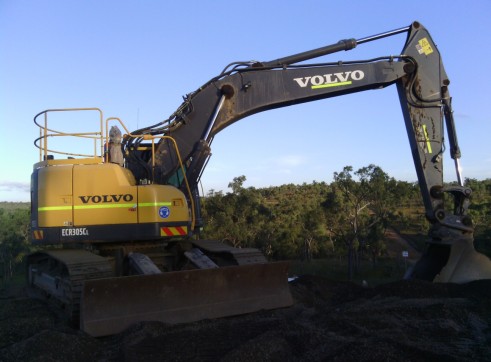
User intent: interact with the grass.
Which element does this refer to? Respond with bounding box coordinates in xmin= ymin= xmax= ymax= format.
xmin=0 ymin=202 xmax=30 ymax=211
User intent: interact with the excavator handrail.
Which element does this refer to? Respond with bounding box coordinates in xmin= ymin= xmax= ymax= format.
xmin=106 ymin=117 xmax=196 ymax=231
xmin=33 ymin=108 xmax=104 ymax=161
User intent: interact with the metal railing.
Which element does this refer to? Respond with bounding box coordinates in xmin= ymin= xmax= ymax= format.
xmin=33 ymin=108 xmax=104 ymax=162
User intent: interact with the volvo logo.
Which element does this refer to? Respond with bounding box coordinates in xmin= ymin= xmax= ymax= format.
xmin=293 ymin=70 xmax=365 ymax=88
xmin=79 ymin=194 xmax=134 ymax=204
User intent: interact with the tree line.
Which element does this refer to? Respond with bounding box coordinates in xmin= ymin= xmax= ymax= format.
xmin=1 ymin=165 xmax=490 ymax=283
xmin=201 ymin=166 xmax=491 ymax=278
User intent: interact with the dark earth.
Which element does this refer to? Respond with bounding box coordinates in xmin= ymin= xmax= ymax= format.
xmin=1 ymin=275 xmax=491 ymax=362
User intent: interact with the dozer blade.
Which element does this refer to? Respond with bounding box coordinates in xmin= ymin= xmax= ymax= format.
xmin=80 ymin=261 xmax=292 ymax=337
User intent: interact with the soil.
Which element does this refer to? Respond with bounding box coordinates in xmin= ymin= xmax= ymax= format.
xmin=1 ymin=275 xmax=491 ymax=362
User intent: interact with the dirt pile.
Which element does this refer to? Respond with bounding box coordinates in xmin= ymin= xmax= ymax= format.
xmin=1 ymin=276 xmax=490 ymax=361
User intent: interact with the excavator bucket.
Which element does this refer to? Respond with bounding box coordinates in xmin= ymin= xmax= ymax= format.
xmin=80 ymin=261 xmax=292 ymax=337
xmin=408 ymin=236 xmax=491 ymax=283
xmin=434 ymin=238 xmax=491 ymax=283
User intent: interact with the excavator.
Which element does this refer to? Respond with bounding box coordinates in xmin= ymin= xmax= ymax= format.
xmin=28 ymin=21 xmax=491 ymax=337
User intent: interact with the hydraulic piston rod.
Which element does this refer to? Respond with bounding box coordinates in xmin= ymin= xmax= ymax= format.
xmin=260 ymin=25 xmax=411 ymax=68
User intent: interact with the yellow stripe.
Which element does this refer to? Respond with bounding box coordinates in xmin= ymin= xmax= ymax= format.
xmin=39 ymin=204 xmax=134 ymax=211
xmin=38 ymin=206 xmax=72 ymax=211
xmin=138 ymin=202 xmax=172 ymax=207
xmin=422 ymin=124 xmax=433 ymax=154
xmin=312 ymin=81 xmax=352 ymax=89
xmin=74 ymin=204 xmax=135 ymax=210
xmin=39 ymin=201 xmax=172 ymax=212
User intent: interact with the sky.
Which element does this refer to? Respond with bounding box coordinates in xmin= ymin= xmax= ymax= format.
xmin=1 ymin=0 xmax=491 ymax=202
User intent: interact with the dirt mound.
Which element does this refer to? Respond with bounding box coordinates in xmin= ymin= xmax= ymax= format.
xmin=1 ymin=276 xmax=490 ymax=361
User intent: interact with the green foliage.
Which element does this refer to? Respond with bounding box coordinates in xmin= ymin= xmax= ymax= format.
xmin=201 ymin=171 xmax=491 ymax=279
xmin=465 ymin=178 xmax=491 ymax=255
xmin=0 ymin=202 xmax=30 ymax=211
xmin=202 ymin=177 xmax=333 ymax=260
xmin=322 ymin=165 xmax=400 ymax=278
xmin=0 ymin=206 xmax=32 ymax=283
xmin=206 ymin=167 xmax=415 ymax=285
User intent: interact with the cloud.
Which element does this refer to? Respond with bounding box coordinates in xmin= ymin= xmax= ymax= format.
xmin=453 ymin=112 xmax=472 ymax=120
xmin=276 ymin=155 xmax=305 ymax=167
xmin=0 ymin=181 xmax=30 ymax=202
xmin=270 ymin=155 xmax=307 ymax=176
xmin=0 ymin=180 xmax=30 ymax=193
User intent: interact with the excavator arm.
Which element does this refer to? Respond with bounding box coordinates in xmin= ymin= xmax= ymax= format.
xmin=123 ymin=21 xmax=491 ymax=282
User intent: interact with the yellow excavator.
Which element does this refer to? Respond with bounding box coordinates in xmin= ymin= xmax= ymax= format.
xmin=28 ymin=21 xmax=491 ymax=337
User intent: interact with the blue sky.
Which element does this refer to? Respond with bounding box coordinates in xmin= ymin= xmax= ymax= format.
xmin=1 ymin=0 xmax=491 ymax=202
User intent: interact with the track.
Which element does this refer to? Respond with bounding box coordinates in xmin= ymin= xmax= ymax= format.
xmin=27 ymin=249 xmax=114 ymax=323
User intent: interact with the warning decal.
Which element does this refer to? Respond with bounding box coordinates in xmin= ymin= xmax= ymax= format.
xmin=416 ymin=38 xmax=433 ymax=55
xmin=161 ymin=226 xmax=188 ymax=236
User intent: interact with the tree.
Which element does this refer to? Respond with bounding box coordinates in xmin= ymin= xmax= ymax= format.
xmin=202 ymin=176 xmax=268 ymax=249
xmin=228 ymin=175 xmax=247 ymax=195
xmin=322 ymin=165 xmax=396 ymax=279
xmin=0 ymin=208 xmax=32 ymax=282
xmin=465 ymin=178 xmax=491 ymax=256
xmin=300 ymin=207 xmax=326 ymax=261
xmin=202 ymin=178 xmax=332 ymax=260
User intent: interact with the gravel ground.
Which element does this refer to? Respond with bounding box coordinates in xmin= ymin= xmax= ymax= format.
xmin=1 ymin=276 xmax=491 ymax=362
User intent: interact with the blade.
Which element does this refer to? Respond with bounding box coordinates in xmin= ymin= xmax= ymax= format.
xmin=80 ymin=261 xmax=292 ymax=337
